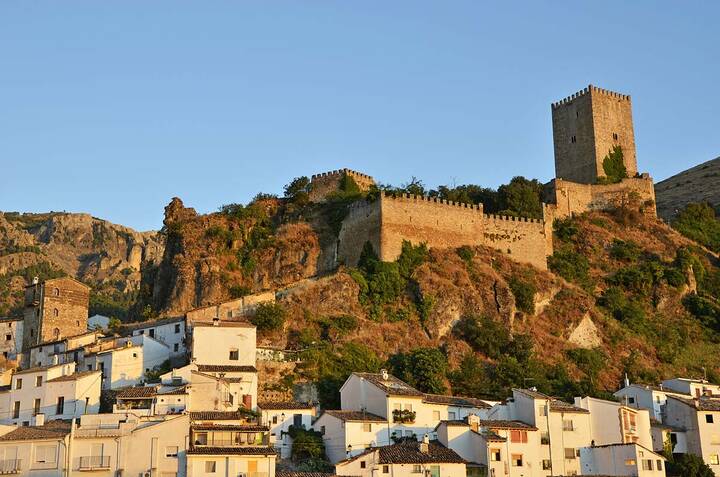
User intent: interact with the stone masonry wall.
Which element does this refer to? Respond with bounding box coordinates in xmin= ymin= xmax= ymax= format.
xmin=185 ymin=291 xmax=276 ymax=323
xmin=545 ymin=176 xmax=656 ymax=220
xmin=23 ymin=277 xmax=89 ymax=350
xmin=337 ymin=200 xmax=382 ymax=267
xmin=482 ymin=214 xmax=549 ymax=270
xmin=308 ymin=169 xmax=375 ymax=203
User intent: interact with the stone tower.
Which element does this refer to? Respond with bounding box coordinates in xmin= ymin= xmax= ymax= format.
xmin=22 ymin=276 xmax=90 ymax=352
xmin=552 ymin=85 xmax=638 ymax=184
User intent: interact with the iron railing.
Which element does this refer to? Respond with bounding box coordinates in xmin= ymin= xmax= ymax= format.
xmin=0 ymin=460 xmax=21 ymax=474
xmin=78 ymin=456 xmax=111 ymax=470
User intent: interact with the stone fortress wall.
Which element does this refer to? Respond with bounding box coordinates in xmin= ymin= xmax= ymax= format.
xmin=320 ymin=84 xmax=657 ymax=273
xmin=308 ymin=168 xmax=376 ymax=203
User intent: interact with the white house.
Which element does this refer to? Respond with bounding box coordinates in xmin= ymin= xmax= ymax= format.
xmin=84 ymin=335 xmax=171 ymax=389
xmin=0 ymin=420 xmax=71 ymax=476
xmin=339 ymin=371 xmax=492 ymax=443
xmin=313 ymin=410 xmax=389 ymax=464
xmin=27 ymin=330 xmax=103 ymax=368
xmin=661 ymin=377 xmax=720 ymax=398
xmin=663 ymin=395 xmax=720 ymax=474
xmin=574 ymin=395 xmax=654 ymax=448
xmin=0 ymin=317 xmax=23 ymax=361
xmin=614 ymin=382 xmax=691 ymax=422
xmin=579 ymin=442 xmax=666 ymax=476
xmin=127 ymin=316 xmax=187 ymax=359
xmin=334 ymin=437 xmax=467 ymax=477
xmin=190 ymin=321 xmax=258 ymax=409
xmin=257 ymin=401 xmax=316 ymax=458
xmin=436 ymin=415 xmax=542 ymax=477
xmin=186 ymin=411 xmax=276 ymax=477
xmin=0 ymin=362 xmax=101 ymax=425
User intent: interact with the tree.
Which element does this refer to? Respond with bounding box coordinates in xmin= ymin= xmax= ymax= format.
xmin=448 ymin=353 xmax=493 ymax=397
xmin=284 ymin=176 xmax=312 ymax=205
xmin=107 ymin=317 xmax=122 ymax=334
xmin=250 ymin=302 xmax=286 ymax=332
xmin=496 ymin=176 xmax=544 ymax=219
xmin=388 ymin=347 xmax=448 ymax=394
xmin=673 ymin=202 xmax=720 ymax=253
xmin=600 ymin=145 xmax=628 ymax=183
xmin=665 ymin=453 xmax=715 ymax=477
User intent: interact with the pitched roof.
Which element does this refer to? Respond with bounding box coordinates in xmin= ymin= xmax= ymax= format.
xmin=0 ymin=420 xmax=71 ymax=441
xmin=477 ymin=420 xmax=537 ymax=430
xmin=277 ymin=473 xmax=335 ymax=477
xmin=13 ymin=362 xmax=68 ymax=375
xmin=189 ymin=411 xmax=252 ymax=421
xmin=191 ymin=424 xmax=269 ymax=431
xmin=422 ymin=394 xmax=491 ymax=409
xmin=669 ymin=396 xmax=720 ymax=411
xmin=193 ymin=321 xmax=255 ymax=328
xmin=340 ymin=442 xmax=465 ymax=465
xmin=322 ymin=410 xmax=386 ymax=422
xmin=477 ymin=430 xmax=506 ymax=442
xmin=513 ymin=389 xmax=589 ymax=413
xmin=258 ymin=401 xmax=314 ymax=410
xmin=123 ymin=316 xmax=185 ymax=331
xmin=47 ymin=370 xmax=100 ymax=382
xmin=187 ymin=446 xmax=277 ymax=455
xmin=352 ymin=372 xmax=423 ymax=397
xmin=196 ymin=364 xmax=257 ymax=373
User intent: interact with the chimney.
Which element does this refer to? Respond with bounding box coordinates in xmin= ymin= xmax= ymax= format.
xmin=52 ymin=354 xmax=59 ymax=365
xmin=419 ymin=434 xmax=430 ymax=453
xmin=381 ymin=369 xmax=389 ymax=381
xmin=624 ymin=373 xmax=630 ymax=388
xmin=468 ymin=414 xmax=480 ymax=432
xmin=34 ymin=414 xmax=45 ymax=426
xmin=213 ymin=317 xmax=220 ymax=326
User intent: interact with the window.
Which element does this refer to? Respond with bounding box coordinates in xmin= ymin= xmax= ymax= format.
xmin=564 ymin=448 xmax=576 ymax=460
xmin=710 ymin=454 xmax=720 ymax=466
xmin=320 ymin=426 xmax=325 ymax=435
xmin=36 ymin=376 xmax=43 ymax=387
xmin=175 ymin=324 xmax=181 ymax=333
xmin=624 ymin=459 xmax=636 ymax=466
xmin=448 ymin=411 xmax=456 ymax=420
xmin=360 ymin=461 xmax=366 ymax=469
xmin=75 ymin=320 xmax=80 ymax=327
xmin=12 ymin=401 xmax=20 ymax=419
xmin=272 ymin=415 xmax=278 ymax=424
xmin=656 ymin=460 xmax=663 ymax=471
xmin=229 ymin=348 xmax=239 ymax=360
xmin=30 ymin=328 xmax=34 ymax=337
xmin=433 ymin=411 xmax=440 ymax=421
xmin=510 ymin=430 xmax=528 ymax=443
xmin=656 ymin=396 xmax=661 ymax=403
xmin=405 ymin=404 xmax=413 ymax=412
xmin=540 ymin=431 xmax=550 ymax=445
xmin=405 ymin=430 xmax=414 ymax=437
xmin=139 ymin=330 xmax=144 ymax=335
xmin=542 ymin=460 xmax=551 ymax=470
xmin=56 ymin=397 xmax=64 ymax=415
xmin=15 ymin=378 xmax=22 ymax=390
xmin=539 ymin=405 xmax=547 ymax=416
xmin=642 ymin=459 xmax=653 ymax=470
xmin=511 ymin=454 xmax=523 ymax=467
xmin=205 ymin=461 xmax=216 ymax=473
xmin=53 ymin=308 xmax=59 ymax=317
xmin=149 ymin=329 xmax=155 ymax=338
xmin=35 ymin=445 xmax=57 ymax=464
xmin=571 ymin=135 xmax=577 ymax=143
xmin=563 ymin=419 xmax=574 ymax=431
xmin=412 ymin=465 xmax=422 ymax=473
xmin=393 ymin=403 xmax=401 ymax=411
xmin=166 ymin=446 xmax=179 ymax=457
xmin=613 ymin=132 xmax=619 ymax=141
xmin=173 ymin=343 xmax=179 ymax=352
xmin=195 ymin=432 xmax=208 ymax=446
xmin=53 ymin=288 xmax=60 ymax=296
xmin=363 ymin=423 xmax=372 ymax=432
xmin=628 ymin=397 xmax=635 ymax=404
xmin=383 ymin=465 xmax=389 ymax=474
xmin=53 ymin=328 xmax=60 ymax=338
xmin=706 ymin=414 xmax=714 ymax=424
xmin=490 ymin=449 xmax=501 ymax=461
xmin=5 ymin=334 xmax=10 ymax=341
xmin=33 ymin=398 xmax=41 ymax=415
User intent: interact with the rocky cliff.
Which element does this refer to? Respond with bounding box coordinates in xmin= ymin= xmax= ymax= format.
xmin=0 ymin=211 xmax=164 ymax=317
xmin=655 ymin=156 xmax=720 ymax=221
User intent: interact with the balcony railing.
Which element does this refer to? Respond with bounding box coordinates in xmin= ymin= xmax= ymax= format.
xmin=78 ymin=456 xmax=111 ymax=470
xmin=0 ymin=460 xmax=21 ymax=474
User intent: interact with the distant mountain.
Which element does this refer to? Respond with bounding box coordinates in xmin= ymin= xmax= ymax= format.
xmin=0 ymin=211 xmax=164 ymax=317
xmin=655 ymin=156 xmax=720 ymax=222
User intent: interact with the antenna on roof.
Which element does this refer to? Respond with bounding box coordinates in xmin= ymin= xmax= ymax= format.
xmin=624 ymin=373 xmax=630 ymax=388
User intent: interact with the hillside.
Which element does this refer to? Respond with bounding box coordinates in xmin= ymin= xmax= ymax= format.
xmin=655 ymin=156 xmax=720 ymax=221
xmin=0 ymin=211 xmax=164 ymax=318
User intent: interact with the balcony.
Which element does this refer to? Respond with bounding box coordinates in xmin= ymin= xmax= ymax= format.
xmin=392 ymin=409 xmax=416 ymax=424
xmin=78 ymin=456 xmax=111 ymax=471
xmin=0 ymin=460 xmax=21 ymax=474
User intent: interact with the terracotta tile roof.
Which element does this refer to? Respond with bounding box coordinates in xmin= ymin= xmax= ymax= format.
xmin=157 ymin=385 xmax=187 ymax=396
xmin=437 ymin=420 xmax=468 ymax=427
xmin=193 ymin=321 xmax=255 ymax=328
xmin=13 ymin=363 xmax=67 ymax=375
xmin=191 ymin=424 xmax=269 ymax=431
xmin=189 ymin=411 xmax=252 ymax=421
xmin=187 ymin=446 xmax=277 ymax=455
xmin=513 ymin=389 xmax=589 ymax=413
xmin=258 ymin=401 xmax=314 ymax=410
xmin=323 ymin=410 xmax=386 ymax=422
xmin=422 ymin=394 xmax=491 ymax=409
xmin=477 ymin=430 xmax=506 ymax=442
xmin=277 ymin=473 xmax=335 ymax=477
xmin=197 ymin=364 xmax=257 ymax=373
xmin=47 ymin=370 xmax=100 ymax=382
xmin=116 ymin=386 xmax=159 ymax=399
xmin=123 ymin=316 xmax=185 ymax=332
xmin=669 ymin=396 xmax=720 ymax=411
xmin=0 ymin=420 xmax=71 ymax=441
xmin=477 ymin=420 xmax=537 ymax=430
xmin=340 ymin=442 xmax=465 ymax=465
xmin=352 ymin=372 xmax=423 ymax=397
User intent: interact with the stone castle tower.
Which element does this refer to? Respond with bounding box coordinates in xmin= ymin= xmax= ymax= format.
xmin=552 ymin=85 xmax=638 ymax=184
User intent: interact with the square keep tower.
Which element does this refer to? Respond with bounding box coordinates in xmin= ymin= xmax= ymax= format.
xmin=552 ymin=85 xmax=637 ymax=184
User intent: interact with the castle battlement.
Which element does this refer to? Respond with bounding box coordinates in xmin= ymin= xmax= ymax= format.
xmin=551 ymin=84 xmax=631 ymax=109
xmin=311 ymin=168 xmax=374 ymax=181
xmin=483 ymin=213 xmax=543 ymax=225
xmin=381 ymin=191 xmax=483 ymax=211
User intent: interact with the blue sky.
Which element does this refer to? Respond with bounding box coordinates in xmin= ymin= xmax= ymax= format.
xmin=1 ymin=2 xmax=718 ymax=231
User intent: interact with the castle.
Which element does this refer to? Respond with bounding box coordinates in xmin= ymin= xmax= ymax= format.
xmin=312 ymin=85 xmax=657 ymax=271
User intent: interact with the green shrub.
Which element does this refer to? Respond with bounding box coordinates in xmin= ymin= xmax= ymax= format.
xmin=683 ymin=293 xmax=720 ymax=331
xmin=228 ymin=285 xmax=251 ymax=299
xmin=456 ymin=246 xmax=475 ymax=263
xmin=287 ymin=426 xmax=326 ymax=462
xmin=565 ymin=348 xmax=606 ymax=381
xmin=284 ymin=176 xmax=311 ymax=205
xmin=509 ymin=276 xmax=536 ymax=314
xmin=609 ymin=239 xmax=642 ymax=262
xmin=397 ymin=241 xmax=429 ymax=279
xmin=251 ymin=302 xmax=287 ymax=332
xmin=672 ymin=202 xmax=720 ymax=253
xmin=548 ymin=248 xmax=591 ymax=287
xmin=554 ymin=218 xmax=579 ymax=242
xmin=599 ymin=146 xmax=628 ymax=183
xmin=388 ymin=347 xmax=448 ymax=394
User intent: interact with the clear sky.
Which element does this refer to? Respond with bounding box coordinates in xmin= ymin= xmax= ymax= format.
xmin=1 ymin=1 xmax=718 ymax=231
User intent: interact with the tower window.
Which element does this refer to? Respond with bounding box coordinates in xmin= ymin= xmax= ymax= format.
xmin=571 ymin=136 xmax=577 ymax=144
xmin=576 ymin=111 xmax=579 ymax=118
xmin=53 ymin=288 xmax=60 ymax=296
xmin=53 ymin=309 xmax=59 ymax=317
xmin=613 ymin=132 xmax=619 ymax=140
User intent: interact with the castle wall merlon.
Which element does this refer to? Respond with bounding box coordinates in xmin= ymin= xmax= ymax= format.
xmin=380 ymin=191 xmax=483 ymax=211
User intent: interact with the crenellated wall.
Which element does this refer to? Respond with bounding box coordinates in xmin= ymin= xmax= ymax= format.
xmin=337 ymin=192 xmax=550 ymax=270
xmin=309 ymin=168 xmax=376 ymax=203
